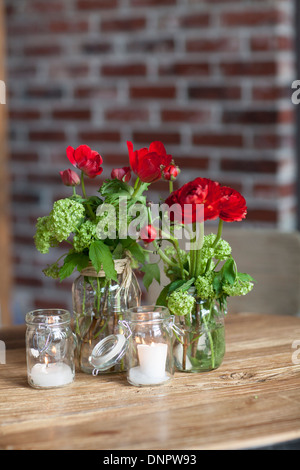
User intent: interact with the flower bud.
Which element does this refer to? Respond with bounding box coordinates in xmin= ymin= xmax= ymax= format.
xmin=163 ymin=164 xmax=180 ymax=181
xmin=59 ymin=169 xmax=80 ymax=187
xmin=140 ymin=224 xmax=157 ymax=243
xmin=111 ymin=166 xmax=131 ymax=183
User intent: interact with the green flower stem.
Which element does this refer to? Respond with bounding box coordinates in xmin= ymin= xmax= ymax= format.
xmin=81 ymin=172 xmax=95 ymax=220
xmin=152 ymin=240 xmax=177 ymax=268
xmin=190 ymin=222 xmax=204 ymax=279
xmin=169 ymin=237 xmax=186 ymax=280
xmin=201 ymin=305 xmax=215 ymax=369
xmin=212 ymin=219 xmax=223 ymax=248
xmin=169 ymin=181 xmax=173 ymax=194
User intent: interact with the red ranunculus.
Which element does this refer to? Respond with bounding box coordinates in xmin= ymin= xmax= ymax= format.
xmin=163 ymin=164 xmax=180 ymax=181
xmin=127 ymin=141 xmax=172 ymax=183
xmin=59 ymin=169 xmax=80 ymax=187
xmin=165 ymin=177 xmax=222 ymax=224
xmin=66 ymin=145 xmax=103 ymax=179
xmin=111 ymin=166 xmax=131 ymax=183
xmin=140 ymin=224 xmax=157 ymax=243
xmin=219 ymin=186 xmax=247 ymax=222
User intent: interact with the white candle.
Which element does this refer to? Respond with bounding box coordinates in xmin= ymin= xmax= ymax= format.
xmin=129 ymin=342 xmax=169 ymax=386
xmin=29 ymin=361 xmax=74 ymax=388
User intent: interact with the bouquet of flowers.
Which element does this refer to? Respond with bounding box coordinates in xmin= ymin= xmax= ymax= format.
xmin=143 ymin=177 xmax=255 ymax=372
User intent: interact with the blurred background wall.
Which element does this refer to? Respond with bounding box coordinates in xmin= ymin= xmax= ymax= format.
xmin=2 ymin=0 xmax=298 ymax=324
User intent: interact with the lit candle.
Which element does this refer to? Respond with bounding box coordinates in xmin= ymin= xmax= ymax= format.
xmin=129 ymin=342 xmax=169 ymax=386
xmin=29 ymin=357 xmax=74 ymax=388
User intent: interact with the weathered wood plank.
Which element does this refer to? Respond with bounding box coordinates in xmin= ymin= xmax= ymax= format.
xmin=0 ymin=314 xmax=299 ymax=450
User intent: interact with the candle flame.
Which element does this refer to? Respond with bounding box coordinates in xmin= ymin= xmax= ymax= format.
xmin=44 ymin=356 xmax=49 ymax=367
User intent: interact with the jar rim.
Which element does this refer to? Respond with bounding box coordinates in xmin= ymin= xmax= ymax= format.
xmin=25 ymin=309 xmax=71 ymax=326
xmin=125 ymin=305 xmax=170 ymax=322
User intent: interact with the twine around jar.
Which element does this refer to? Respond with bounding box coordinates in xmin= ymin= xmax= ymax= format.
xmin=80 ymin=257 xmax=133 ymax=290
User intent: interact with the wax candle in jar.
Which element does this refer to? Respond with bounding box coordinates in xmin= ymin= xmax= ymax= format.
xmin=129 ymin=341 xmax=169 ymax=386
xmin=29 ymin=356 xmax=74 ymax=389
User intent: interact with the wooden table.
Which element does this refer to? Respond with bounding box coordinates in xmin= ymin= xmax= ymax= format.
xmin=0 ymin=313 xmax=300 ymax=451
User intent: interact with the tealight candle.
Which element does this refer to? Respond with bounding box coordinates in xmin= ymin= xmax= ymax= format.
xmin=129 ymin=342 xmax=169 ymax=386
xmin=29 ymin=358 xmax=74 ymax=389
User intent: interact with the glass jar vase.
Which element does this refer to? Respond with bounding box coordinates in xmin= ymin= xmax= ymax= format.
xmin=89 ymin=306 xmax=175 ymax=387
xmin=173 ymin=299 xmax=226 ymax=373
xmin=72 ymin=258 xmax=141 ymax=374
xmin=25 ymin=309 xmax=76 ymax=389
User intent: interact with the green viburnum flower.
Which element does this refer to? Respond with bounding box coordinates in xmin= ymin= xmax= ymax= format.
xmin=222 ymin=278 xmax=254 ymax=297
xmin=73 ymin=219 xmax=98 ymax=252
xmin=42 ymin=261 xmax=61 ymax=279
xmin=49 ymin=198 xmax=85 ymax=242
xmin=167 ymin=290 xmax=196 ymax=316
xmin=34 ymin=216 xmax=58 ymax=254
xmin=195 ymin=273 xmax=215 ymax=300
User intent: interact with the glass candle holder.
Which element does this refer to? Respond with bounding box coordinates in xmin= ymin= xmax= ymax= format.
xmin=25 ymin=309 xmax=76 ymax=389
xmin=90 ymin=306 xmax=177 ymax=387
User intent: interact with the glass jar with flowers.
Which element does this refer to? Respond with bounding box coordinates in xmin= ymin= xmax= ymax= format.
xmin=141 ymin=177 xmax=255 ymax=373
xmin=33 ymin=140 xmax=179 ymax=374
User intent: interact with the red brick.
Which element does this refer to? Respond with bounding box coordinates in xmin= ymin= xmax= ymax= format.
xmin=175 ymin=156 xmax=209 ymax=170
xmin=193 ymin=133 xmax=243 ymax=148
xmin=34 ymin=298 xmax=70 ymax=311
xmin=49 ymin=63 xmax=89 ymax=78
xmin=127 ymin=38 xmax=174 ymax=53
xmin=28 ymin=130 xmax=66 ymax=142
xmin=250 ymin=35 xmax=294 ymax=52
xmin=220 ymin=158 xmax=278 ymax=174
xmin=78 ymin=130 xmax=121 ymax=142
xmin=221 ymin=10 xmax=284 ymax=27
xmin=130 ymin=0 xmax=176 ymax=5
xmin=77 ymin=0 xmax=117 ymax=9
xmin=105 ymin=108 xmax=149 ymax=122
xmin=101 ymin=17 xmax=146 ymax=32
xmin=186 ymin=37 xmax=239 ymax=53
xmin=52 ymin=109 xmax=91 ymax=120
xmin=28 ymin=1 xmax=66 ymax=13
xmin=48 ymin=20 xmax=89 ymax=34
xmin=10 ymin=151 xmax=39 ymax=163
xmin=74 ymin=86 xmax=117 ymax=99
xmin=222 ymin=110 xmax=278 ymax=125
xmin=12 ymin=193 xmax=40 ymax=204
xmin=130 ymin=85 xmax=176 ymax=100
xmin=253 ymin=183 xmax=296 ymax=199
xmin=188 ymin=85 xmax=241 ymax=100
xmin=24 ymin=44 xmax=62 ymax=56
xmin=132 ymin=131 xmax=180 ymax=145
xmin=252 ymin=133 xmax=294 ymax=150
xmin=25 ymin=86 xmax=64 ymax=99
xmin=9 ymin=109 xmax=41 ymax=120
xmin=159 ymin=62 xmax=210 ymax=76
xmin=161 ymin=109 xmax=211 ymax=123
xmin=179 ymin=14 xmax=210 ymax=28
xmin=81 ymin=42 xmax=112 ymax=54
xmin=14 ymin=276 xmax=43 ymax=288
xmin=252 ymin=85 xmax=291 ymax=101
xmin=246 ymin=209 xmax=278 ymax=223
xmin=101 ymin=63 xmax=146 ymax=77
xmin=220 ymin=61 xmax=277 ymax=77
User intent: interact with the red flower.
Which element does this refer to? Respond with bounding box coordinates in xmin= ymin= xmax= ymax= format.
xmin=219 ymin=186 xmax=247 ymax=222
xmin=163 ymin=164 xmax=180 ymax=181
xmin=127 ymin=141 xmax=172 ymax=183
xmin=140 ymin=224 xmax=157 ymax=243
xmin=59 ymin=169 xmax=80 ymax=187
xmin=111 ymin=166 xmax=131 ymax=183
xmin=66 ymin=145 xmax=103 ymax=179
xmin=165 ymin=178 xmax=222 ymax=224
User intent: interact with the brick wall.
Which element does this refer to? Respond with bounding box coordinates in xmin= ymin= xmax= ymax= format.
xmin=4 ymin=0 xmax=297 ymax=323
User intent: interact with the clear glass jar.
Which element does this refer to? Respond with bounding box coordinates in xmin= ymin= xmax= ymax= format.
xmin=89 ymin=306 xmax=175 ymax=387
xmin=72 ymin=259 xmax=141 ymax=374
xmin=173 ymin=299 xmax=225 ymax=373
xmin=25 ymin=309 xmax=76 ymax=389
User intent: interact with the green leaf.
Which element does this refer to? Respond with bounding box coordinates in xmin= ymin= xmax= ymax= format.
xmin=156 ymin=284 xmax=171 ymax=307
xmin=222 ymin=258 xmax=236 ymax=285
xmin=89 ymin=240 xmax=118 ymax=281
xmin=59 ymin=252 xmax=89 ymax=281
xmin=126 ymin=241 xmax=148 ymax=264
xmin=141 ymin=263 xmax=161 ymax=291
xmin=237 ymin=272 xmax=256 ymax=283
xmin=176 ymin=277 xmax=195 ymax=293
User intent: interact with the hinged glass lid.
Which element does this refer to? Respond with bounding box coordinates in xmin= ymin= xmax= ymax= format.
xmin=89 ymin=334 xmax=128 ymax=373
